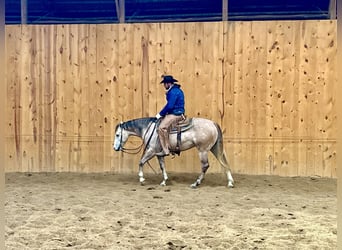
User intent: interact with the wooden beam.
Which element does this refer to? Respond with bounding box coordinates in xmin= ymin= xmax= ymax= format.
xmin=21 ymin=0 xmax=27 ymax=24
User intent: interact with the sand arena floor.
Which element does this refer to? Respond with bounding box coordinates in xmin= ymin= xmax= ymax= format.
xmin=5 ymin=172 xmax=336 ymax=249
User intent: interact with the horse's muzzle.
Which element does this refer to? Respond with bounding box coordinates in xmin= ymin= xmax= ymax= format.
xmin=113 ymin=144 xmax=121 ymax=151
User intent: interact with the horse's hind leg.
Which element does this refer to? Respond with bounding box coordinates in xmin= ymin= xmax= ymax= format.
xmin=157 ymin=156 xmax=168 ymax=186
xmin=211 ymin=123 xmax=234 ymax=188
xmin=221 ymin=152 xmax=234 ymax=188
xmin=210 ymin=142 xmax=234 ymax=188
xmin=191 ymin=151 xmax=210 ymax=188
xmin=227 ymin=169 xmax=234 ymax=188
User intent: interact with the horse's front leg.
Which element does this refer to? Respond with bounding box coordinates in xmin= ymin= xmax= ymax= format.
xmin=138 ymin=162 xmax=145 ymax=184
xmin=157 ymin=156 xmax=168 ymax=186
xmin=138 ymin=149 xmax=155 ymax=185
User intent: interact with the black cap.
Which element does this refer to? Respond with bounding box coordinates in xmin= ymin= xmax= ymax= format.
xmin=160 ymin=75 xmax=178 ymax=84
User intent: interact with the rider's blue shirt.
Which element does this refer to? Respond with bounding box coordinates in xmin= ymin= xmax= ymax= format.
xmin=159 ymin=84 xmax=185 ymax=116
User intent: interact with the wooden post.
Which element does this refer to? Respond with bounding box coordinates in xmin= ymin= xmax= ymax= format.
xmin=21 ymin=0 xmax=27 ymax=24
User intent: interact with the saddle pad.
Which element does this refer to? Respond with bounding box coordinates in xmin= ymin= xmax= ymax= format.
xmin=170 ymin=118 xmax=193 ymax=133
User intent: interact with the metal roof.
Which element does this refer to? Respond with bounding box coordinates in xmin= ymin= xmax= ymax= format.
xmin=5 ymin=0 xmax=333 ymax=24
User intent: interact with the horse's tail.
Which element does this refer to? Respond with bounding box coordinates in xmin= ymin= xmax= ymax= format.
xmin=210 ymin=123 xmax=230 ymax=170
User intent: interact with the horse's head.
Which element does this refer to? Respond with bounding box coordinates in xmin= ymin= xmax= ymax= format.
xmin=113 ymin=122 xmax=129 ymax=151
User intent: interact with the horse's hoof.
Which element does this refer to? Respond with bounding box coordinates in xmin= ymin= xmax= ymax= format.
xmin=190 ymin=183 xmax=198 ymax=189
xmin=228 ymin=183 xmax=234 ymax=188
xmin=140 ymin=181 xmax=145 ymax=186
xmin=160 ymin=182 xmax=166 ymax=186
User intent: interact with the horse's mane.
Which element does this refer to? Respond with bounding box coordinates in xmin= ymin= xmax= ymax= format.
xmin=120 ymin=117 xmax=157 ymax=136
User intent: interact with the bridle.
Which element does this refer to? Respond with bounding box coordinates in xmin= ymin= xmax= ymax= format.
xmin=117 ymin=120 xmax=157 ymax=155
xmin=117 ymin=123 xmax=143 ymax=154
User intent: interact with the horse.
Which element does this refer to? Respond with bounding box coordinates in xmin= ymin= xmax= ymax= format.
xmin=113 ymin=117 xmax=234 ymax=188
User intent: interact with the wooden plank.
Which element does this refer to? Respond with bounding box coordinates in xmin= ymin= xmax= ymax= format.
xmin=183 ymin=22 xmax=197 ymax=117
xmin=97 ymin=24 xmax=110 ymax=172
xmin=289 ymin=22 xmax=301 ymax=176
xmin=55 ymin=24 xmax=66 ymax=172
xmin=73 ymin=24 xmax=90 ymax=172
xmin=266 ymin=21 xmax=285 ymax=175
xmin=56 ymin=24 xmax=75 ymax=172
xmin=88 ymin=24 xmax=105 ymax=172
xmin=163 ymin=23 xmax=173 ymax=74
xmin=146 ymin=23 xmax=159 ymax=116
xmin=6 ymin=26 xmax=22 ymax=172
xmin=293 ymin=21 xmax=306 ymax=176
xmin=139 ymin=24 xmax=150 ymax=118
xmin=41 ymin=25 xmax=57 ymax=172
xmin=105 ymin=24 xmax=123 ymax=172
xmin=249 ymin=21 xmax=269 ymax=175
xmin=98 ymin=24 xmax=118 ymax=172
xmin=116 ymin=23 xmax=137 ymax=173
xmin=69 ymin=24 xmax=83 ymax=172
xmin=132 ymin=23 xmax=145 ymax=118
xmin=204 ymin=22 xmax=222 ymax=122
xmin=242 ymin=22 xmax=257 ymax=174
xmin=223 ymin=22 xmax=236 ymax=172
xmin=278 ymin=22 xmax=294 ymax=176
xmin=231 ymin=22 xmax=245 ymax=174
xmin=316 ymin=20 xmax=337 ymax=177
xmin=215 ymin=22 xmax=225 ymax=126
xmin=20 ymin=25 xmax=39 ymax=172
xmin=194 ymin=22 xmax=210 ymax=118
xmin=301 ymin=21 xmax=319 ymax=177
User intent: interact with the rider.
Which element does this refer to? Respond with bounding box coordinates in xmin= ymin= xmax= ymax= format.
xmin=156 ymin=75 xmax=185 ymax=155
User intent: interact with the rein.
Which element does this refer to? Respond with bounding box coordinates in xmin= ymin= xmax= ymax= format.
xmin=121 ymin=141 xmax=144 ymax=154
xmin=120 ymin=120 xmax=157 ymax=155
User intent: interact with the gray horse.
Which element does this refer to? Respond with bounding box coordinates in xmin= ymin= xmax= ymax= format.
xmin=113 ymin=117 xmax=234 ymax=188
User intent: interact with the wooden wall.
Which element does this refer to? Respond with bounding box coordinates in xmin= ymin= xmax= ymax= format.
xmin=5 ymin=20 xmax=337 ymax=177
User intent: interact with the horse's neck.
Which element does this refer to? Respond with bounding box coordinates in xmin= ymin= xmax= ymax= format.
xmin=125 ymin=118 xmax=154 ymax=138
xmin=126 ymin=126 xmax=143 ymax=138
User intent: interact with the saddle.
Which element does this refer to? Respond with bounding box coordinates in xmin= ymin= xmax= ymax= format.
xmin=170 ymin=116 xmax=193 ymax=134
xmin=169 ymin=116 xmax=193 ymax=156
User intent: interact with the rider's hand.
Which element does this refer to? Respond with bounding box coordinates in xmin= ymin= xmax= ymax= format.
xmin=155 ymin=113 xmax=162 ymax=119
